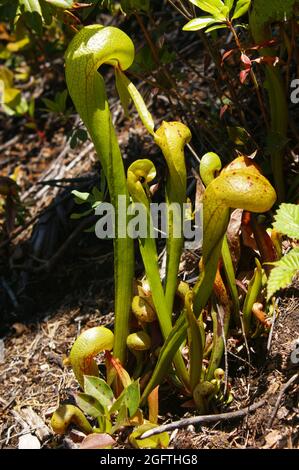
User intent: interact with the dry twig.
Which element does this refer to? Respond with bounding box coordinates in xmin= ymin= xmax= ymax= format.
xmin=140 ymin=399 xmax=266 ymax=439
xmin=268 ymin=373 xmax=299 ymax=428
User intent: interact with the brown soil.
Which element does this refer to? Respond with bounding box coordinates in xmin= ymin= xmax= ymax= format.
xmin=0 ymin=248 xmax=298 ymax=448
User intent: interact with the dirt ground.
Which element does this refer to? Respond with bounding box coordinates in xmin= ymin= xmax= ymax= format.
xmin=0 ymin=276 xmax=298 ymax=448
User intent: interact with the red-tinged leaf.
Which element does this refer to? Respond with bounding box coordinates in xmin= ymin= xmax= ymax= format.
xmin=252 ymin=304 xmax=271 ymax=328
xmin=242 ymin=210 xmax=251 ymax=226
xmin=220 ymin=104 xmax=229 ymax=118
xmin=226 ymin=209 xmax=243 ymax=269
xmin=221 ymin=48 xmax=236 ymax=65
xmin=148 ymin=386 xmax=159 ymax=424
xmin=105 ymin=351 xmax=131 ymax=389
xmin=241 ymin=211 xmax=258 ymax=252
xmin=37 ymin=130 xmax=46 ymax=140
xmin=247 ymin=39 xmax=277 ymax=51
xmin=79 ymin=433 xmax=115 ymax=449
xmin=250 ymin=217 xmax=278 ymax=272
xmin=72 ymin=3 xmax=93 ymax=10
xmin=240 ymin=68 xmax=251 ymax=83
xmin=240 ymin=53 xmax=252 ymax=66
xmin=252 ymin=56 xmax=280 ymax=66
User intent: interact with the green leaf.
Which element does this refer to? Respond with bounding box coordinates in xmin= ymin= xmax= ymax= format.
xmin=185 ymin=293 xmax=203 ymax=391
xmin=15 ymin=96 xmax=28 ymax=115
xmin=110 ymin=380 xmax=140 ymax=417
xmin=1 ymin=103 xmax=16 ymax=116
xmin=96 ymin=414 xmax=112 ymax=434
xmin=25 ymin=122 xmax=37 ymax=130
xmin=267 ymin=248 xmax=299 ymax=300
xmin=41 ymin=97 xmax=59 ymax=113
xmin=224 ymin=0 xmax=234 ymax=11
xmin=205 ymin=23 xmax=228 ymax=32
xmin=183 ymin=17 xmax=218 ymax=31
xmin=28 ymin=98 xmax=35 ymax=118
xmin=243 ymin=258 xmax=262 ymax=334
xmin=189 ymin=0 xmax=225 ymax=16
xmin=91 ymin=201 xmax=103 ymax=210
xmin=220 ymin=4 xmax=230 ymax=16
xmin=115 ymin=69 xmax=155 ymax=136
xmin=45 ymin=0 xmax=74 ymax=8
xmin=0 ymin=66 xmax=13 ymax=88
xmin=232 ymin=0 xmax=251 ymax=19
xmin=193 ymin=380 xmax=216 ymax=410
xmin=42 ymin=90 xmax=68 ymax=114
xmin=23 ymin=11 xmax=43 ymax=35
xmin=272 ymin=203 xmax=299 ymax=239
xmin=69 ymin=128 xmax=88 ymax=149
xmin=115 ymin=68 xmax=131 ymax=118
xmin=0 ymin=1 xmax=18 ymax=22
xmin=111 ymin=404 xmax=128 ymax=433
xmin=40 ymin=1 xmax=53 ymax=24
xmin=7 ymin=37 xmax=30 ymax=52
xmin=19 ymin=0 xmax=42 ymax=15
xmin=129 ymin=422 xmax=170 ymax=449
xmin=140 ymin=312 xmax=188 ymax=405
xmin=18 ymin=0 xmax=53 ymax=32
xmin=70 ymin=134 xmax=77 ymax=149
xmin=76 ymin=128 xmax=88 ymax=142
xmin=92 ymin=186 xmax=103 ymax=201
xmin=3 ymin=87 xmax=21 ymax=106
xmin=76 ymin=392 xmax=106 ymax=418
xmin=71 ymin=190 xmax=91 ymax=203
xmin=56 ymin=89 xmax=68 ymax=113
xmin=83 ymin=376 xmax=114 ymax=411
xmin=227 ymin=126 xmax=251 ymax=146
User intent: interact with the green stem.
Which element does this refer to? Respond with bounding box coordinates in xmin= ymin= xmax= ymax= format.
xmin=185 ymin=291 xmax=204 ymax=391
xmin=221 ymin=227 xmax=240 ymax=322
xmin=206 ymin=272 xmax=230 ymax=381
xmin=127 ymin=159 xmax=189 ymax=390
xmin=154 ymin=122 xmax=191 ymax=314
xmin=141 ymin=156 xmax=276 ymax=402
xmin=242 ymin=259 xmax=263 ymax=336
xmin=65 ymin=26 xmax=135 ymax=364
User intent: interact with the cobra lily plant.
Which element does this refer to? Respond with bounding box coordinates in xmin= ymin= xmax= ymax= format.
xmin=51 ymin=24 xmax=276 ymax=444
